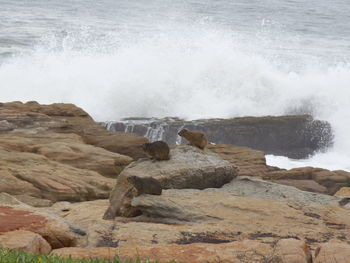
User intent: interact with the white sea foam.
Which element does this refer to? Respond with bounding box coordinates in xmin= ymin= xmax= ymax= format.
xmin=1 ymin=26 xmax=350 ymax=171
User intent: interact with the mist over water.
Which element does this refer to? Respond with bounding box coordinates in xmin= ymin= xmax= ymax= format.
xmin=1 ymin=0 xmax=350 ymax=170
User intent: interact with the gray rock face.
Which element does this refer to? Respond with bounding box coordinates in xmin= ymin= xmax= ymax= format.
xmin=131 ymin=176 xmax=343 ymax=224
xmin=102 ymin=115 xmax=333 ymax=159
xmin=221 ymin=176 xmax=341 ymax=207
xmin=103 ymin=145 xmax=238 ymax=219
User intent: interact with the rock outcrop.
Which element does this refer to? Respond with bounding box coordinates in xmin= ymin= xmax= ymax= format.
xmin=104 ymin=145 xmax=238 ymax=219
xmin=103 ymin=115 xmax=333 ymax=159
xmin=2 ymin=101 xmax=350 ymax=263
xmin=0 ymin=101 xmax=147 ymax=159
xmin=0 ymin=101 xmax=149 ymax=204
xmin=208 ymin=144 xmax=350 ymax=195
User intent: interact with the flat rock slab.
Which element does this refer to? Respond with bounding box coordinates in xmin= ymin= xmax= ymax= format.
xmin=104 ymin=145 xmax=238 ymax=219
xmin=127 ymin=178 xmax=349 ymax=248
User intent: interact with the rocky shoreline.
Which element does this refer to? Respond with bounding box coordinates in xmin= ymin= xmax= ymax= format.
xmin=1 ymin=101 xmax=350 ymax=262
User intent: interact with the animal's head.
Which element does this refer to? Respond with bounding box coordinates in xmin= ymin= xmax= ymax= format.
xmin=178 ymin=128 xmax=188 ymax=136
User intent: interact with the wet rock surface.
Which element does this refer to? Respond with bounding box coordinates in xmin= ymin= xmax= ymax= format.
xmin=103 ymin=115 xmax=333 ymax=159
xmin=0 ymin=193 xmax=83 ymax=248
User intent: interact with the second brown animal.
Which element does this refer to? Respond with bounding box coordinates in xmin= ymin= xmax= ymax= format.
xmin=178 ymin=128 xmax=208 ymax=149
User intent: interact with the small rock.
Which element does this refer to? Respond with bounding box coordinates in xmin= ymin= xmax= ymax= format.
xmin=275 ymin=239 xmax=312 ymax=263
xmin=334 ymin=187 xmax=350 ymax=198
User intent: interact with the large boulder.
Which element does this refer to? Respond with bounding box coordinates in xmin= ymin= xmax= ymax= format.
xmin=0 ymin=193 xmax=84 ymax=248
xmin=0 ymin=230 xmax=52 ymax=254
xmin=0 ymin=133 xmax=133 ymax=178
xmin=314 ymin=242 xmax=350 ymax=263
xmin=103 ymin=145 xmax=238 ymax=219
xmin=103 ymin=115 xmax=333 ymax=159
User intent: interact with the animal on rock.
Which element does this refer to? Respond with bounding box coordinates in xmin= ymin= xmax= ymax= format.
xmin=178 ymin=128 xmax=208 ymax=149
xmin=142 ymin=141 xmax=170 ymax=160
xmin=127 ymin=176 xmax=162 ymax=195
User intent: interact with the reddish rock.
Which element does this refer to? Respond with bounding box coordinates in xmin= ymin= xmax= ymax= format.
xmin=0 ymin=206 xmax=47 ymax=233
xmin=0 ymin=204 xmax=79 ymax=248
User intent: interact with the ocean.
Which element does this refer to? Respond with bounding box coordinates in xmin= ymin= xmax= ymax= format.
xmin=1 ymin=0 xmax=350 ymax=171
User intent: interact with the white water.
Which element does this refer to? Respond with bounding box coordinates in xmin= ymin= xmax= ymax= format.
xmin=1 ymin=0 xmax=350 ymax=171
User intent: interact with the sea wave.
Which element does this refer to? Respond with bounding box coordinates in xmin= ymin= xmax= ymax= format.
xmin=1 ymin=27 xmax=350 ymax=170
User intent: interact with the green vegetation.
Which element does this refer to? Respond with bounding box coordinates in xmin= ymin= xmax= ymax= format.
xmin=0 ymin=250 xmax=170 ymax=263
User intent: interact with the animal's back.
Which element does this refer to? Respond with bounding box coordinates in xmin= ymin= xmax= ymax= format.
xmin=144 ymin=141 xmax=170 ymax=160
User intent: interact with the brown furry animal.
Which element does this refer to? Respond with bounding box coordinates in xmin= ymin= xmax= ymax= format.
xmin=127 ymin=176 xmax=162 ymax=195
xmin=142 ymin=141 xmax=170 ymax=160
xmin=178 ymin=128 xmax=208 ymax=149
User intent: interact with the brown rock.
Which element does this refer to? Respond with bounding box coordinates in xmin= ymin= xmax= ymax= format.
xmin=275 ymin=239 xmax=312 ymax=263
xmin=33 ymin=141 xmax=132 ymax=177
xmin=0 ymin=230 xmax=51 ymax=254
xmin=314 ymin=241 xmax=350 ymax=263
xmin=0 ymin=101 xmax=149 ymax=159
xmin=207 ymin=144 xmax=271 ymax=177
xmin=0 ymin=146 xmax=115 ymax=202
xmin=84 ymin=131 xmax=148 ymax=160
xmin=0 ymin=133 xmax=132 ymax=177
xmin=209 ymin=144 xmax=350 ymax=195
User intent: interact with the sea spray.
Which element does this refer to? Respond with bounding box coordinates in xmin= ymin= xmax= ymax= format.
xmin=1 ymin=22 xmax=350 ymax=171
